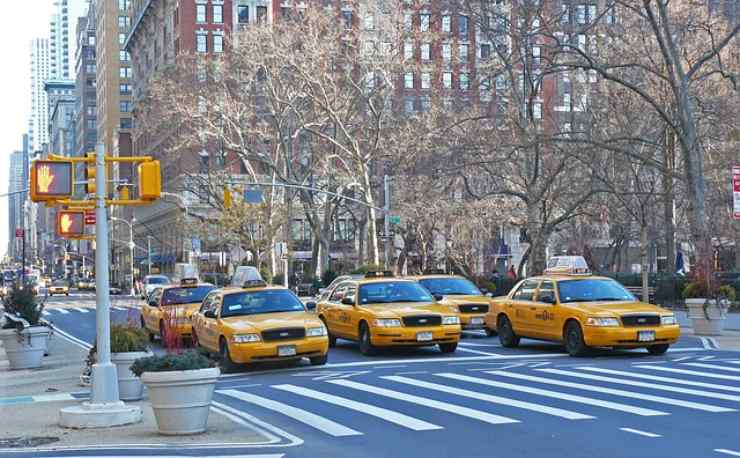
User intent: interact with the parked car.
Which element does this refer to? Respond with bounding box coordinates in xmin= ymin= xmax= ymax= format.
xmin=142 ymin=274 xmax=170 ymax=298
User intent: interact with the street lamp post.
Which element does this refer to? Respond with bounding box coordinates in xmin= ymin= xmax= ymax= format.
xmin=111 ymin=216 xmax=136 ymax=296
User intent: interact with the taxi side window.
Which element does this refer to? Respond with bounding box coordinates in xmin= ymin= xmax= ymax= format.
xmin=537 ymin=281 xmax=556 ymax=303
xmin=344 ymin=285 xmax=357 ymax=302
xmin=200 ymin=292 xmax=217 ymax=314
xmin=150 ymin=288 xmax=163 ymax=306
xmin=512 ymin=280 xmax=539 ymax=301
xmin=330 ymin=284 xmax=349 ymax=302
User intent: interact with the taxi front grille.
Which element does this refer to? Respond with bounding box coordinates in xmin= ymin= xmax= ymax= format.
xmin=458 ymin=304 xmax=489 ymax=314
xmin=261 ymin=327 xmax=306 ymax=341
xmin=621 ymin=315 xmax=660 ymax=327
xmin=402 ymin=315 xmax=442 ymax=327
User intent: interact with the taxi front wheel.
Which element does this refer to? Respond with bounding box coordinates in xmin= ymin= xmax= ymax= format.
xmin=564 ymin=321 xmax=589 ymax=357
xmin=439 ymin=343 xmax=457 ymax=353
xmin=359 ymin=322 xmax=377 ymax=356
xmin=498 ymin=315 xmax=520 ymax=348
xmin=220 ymin=338 xmax=240 ymax=373
xmin=646 ymin=344 xmax=669 ymax=355
xmin=310 ymin=354 xmax=328 ymax=365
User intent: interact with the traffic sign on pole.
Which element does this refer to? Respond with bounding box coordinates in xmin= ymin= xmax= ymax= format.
xmin=15 ymin=228 xmax=24 ymax=238
xmin=84 ymin=210 xmax=96 ymax=225
xmin=733 ymin=165 xmax=740 ymax=221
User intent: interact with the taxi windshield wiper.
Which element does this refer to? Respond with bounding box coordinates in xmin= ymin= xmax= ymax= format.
xmin=594 ymin=297 xmax=631 ymax=302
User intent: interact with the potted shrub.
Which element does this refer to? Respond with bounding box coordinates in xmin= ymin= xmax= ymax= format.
xmin=0 ymin=286 xmax=52 ymax=369
xmin=131 ymin=350 xmax=219 ymax=435
xmin=83 ymin=323 xmax=153 ymax=400
xmin=683 ymin=264 xmax=736 ymax=336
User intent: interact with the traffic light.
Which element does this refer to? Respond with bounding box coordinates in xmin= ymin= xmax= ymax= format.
xmin=30 ymin=160 xmax=74 ymax=202
xmin=138 ymin=160 xmax=161 ymax=201
xmin=224 ymin=187 xmax=232 ymax=209
xmin=57 ymin=211 xmax=85 ymax=237
xmin=85 ymin=152 xmax=96 ymax=195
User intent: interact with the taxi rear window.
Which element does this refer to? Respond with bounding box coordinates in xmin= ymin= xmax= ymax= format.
xmin=221 ymin=290 xmax=305 ymax=317
xmin=161 ymin=286 xmax=214 ymax=305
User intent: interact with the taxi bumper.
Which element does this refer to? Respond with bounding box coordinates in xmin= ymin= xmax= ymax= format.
xmin=230 ymin=337 xmax=329 ymax=363
xmin=372 ymin=325 xmax=462 ymax=346
xmin=460 ymin=314 xmax=486 ymax=330
xmin=583 ymin=324 xmax=680 ymax=347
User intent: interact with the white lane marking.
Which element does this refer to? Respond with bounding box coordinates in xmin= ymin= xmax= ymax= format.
xmin=455 ymin=347 xmax=500 ymax=356
xmin=538 ymin=368 xmax=740 ymax=403
xmin=272 ymin=384 xmax=442 ymax=431
xmin=699 ymin=355 xmax=716 ymax=361
xmin=72 ymin=307 xmax=90 ymax=313
xmin=383 ymin=375 xmax=593 ymax=420
xmin=728 ymin=361 xmax=740 ymax=365
xmin=438 ymin=373 xmax=666 ymax=417
xmin=672 ymin=356 xmax=693 ymax=362
xmin=667 ymin=347 xmax=709 ymax=352
xmin=716 ymin=449 xmax=740 ymax=457
xmin=619 ymin=427 xmax=662 ymax=438
xmin=529 ymin=362 xmax=551 ymax=368
xmin=395 ymin=371 xmax=429 ymax=375
xmin=578 ymin=367 xmax=740 ymax=393
xmin=55 ymin=308 xmax=70 ymax=314
xmin=328 ymin=379 xmax=518 ymax=425
xmin=217 ymin=389 xmax=362 ymax=437
xmin=487 ymin=371 xmax=735 ymax=413
xmin=372 ymin=365 xmax=407 ymax=370
xmin=42 ymin=311 xmax=50 ymax=316
xmin=53 ymin=327 xmax=93 ymax=350
xmin=684 ymin=363 xmax=740 ymax=373
xmin=53 ymin=455 xmax=287 ymax=458
xmin=211 ymin=401 xmax=302 ymax=447
xmin=638 ymin=365 xmax=740 ymax=382
xmin=458 ymin=342 xmax=502 ymax=347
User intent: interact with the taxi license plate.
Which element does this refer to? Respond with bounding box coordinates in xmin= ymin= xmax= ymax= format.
xmin=417 ymin=332 xmax=433 ymax=342
xmin=278 ymin=345 xmax=297 ymax=357
xmin=638 ymin=331 xmax=656 ymax=342
xmin=470 ymin=317 xmax=484 ymax=325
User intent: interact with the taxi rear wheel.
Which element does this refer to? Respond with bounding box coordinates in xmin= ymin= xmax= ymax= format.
xmin=498 ymin=315 xmax=520 ymax=348
xmin=310 ymin=354 xmax=328 ymax=366
xmin=646 ymin=344 xmax=669 ymax=355
xmin=484 ymin=327 xmax=498 ymax=337
xmin=219 ymin=338 xmax=239 ymax=373
xmin=564 ymin=321 xmax=589 ymax=357
xmin=359 ymin=322 xmax=377 ymax=356
xmin=439 ymin=343 xmax=457 ymax=353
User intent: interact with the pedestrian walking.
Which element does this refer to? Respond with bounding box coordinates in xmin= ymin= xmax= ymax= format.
xmin=506 ymin=265 xmax=517 ymax=281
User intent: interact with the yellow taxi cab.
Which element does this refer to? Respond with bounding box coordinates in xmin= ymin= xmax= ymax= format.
xmin=315 ymin=272 xmax=462 ymax=355
xmin=484 ymin=256 xmax=680 ymax=356
xmin=48 ymin=280 xmax=70 ymax=296
xmin=140 ymin=278 xmax=215 ymax=342
xmin=191 ymin=280 xmax=329 ymax=371
xmin=408 ymin=271 xmax=494 ymax=334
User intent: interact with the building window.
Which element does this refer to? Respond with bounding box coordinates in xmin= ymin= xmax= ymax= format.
xmin=196 ymin=4 xmax=207 ymax=23
xmin=442 ymin=43 xmax=451 ymax=62
xmin=577 ymin=34 xmax=586 ymax=51
xmin=196 ymin=33 xmax=207 ymax=53
xmin=404 ymin=72 xmax=414 ymax=89
xmin=442 ymin=72 xmax=452 ymax=89
xmin=480 ymin=43 xmax=491 ymax=60
xmin=533 ymin=101 xmax=542 ymax=119
xmin=86 ymin=119 xmax=96 ymax=130
xmin=86 ymin=106 xmax=96 ymax=116
xmin=420 ymin=14 xmax=430 ymax=32
xmin=459 ymin=44 xmax=469 ymax=63
xmin=459 ymin=72 xmax=469 ymax=90
xmin=257 ymin=6 xmax=267 ymax=23
xmin=238 ymin=5 xmax=249 ymax=23
xmin=119 ymin=67 xmax=132 ymax=78
xmin=366 ymin=71 xmax=375 ymax=89
xmin=495 ymin=74 xmax=507 ymax=91
xmin=364 ymin=13 xmax=374 ymax=30
xmin=420 ymin=43 xmax=431 ymax=61
xmin=120 ymin=101 xmax=132 ymax=112
xmin=404 ymin=97 xmax=415 ymax=113
xmin=420 ymin=96 xmax=430 ymax=112
xmin=118 ymin=0 xmax=130 ymax=11
xmin=459 ymin=15 xmax=469 ymax=36
xmin=404 ymin=42 xmax=413 ymax=60
xmin=421 ymin=72 xmax=431 ymax=89
xmin=88 ymin=35 xmax=96 ymax=46
xmin=118 ymin=15 xmax=130 ymax=29
xmin=119 ymin=50 xmax=130 ymax=62
xmin=442 ymin=15 xmax=451 ymax=33
xmin=213 ymin=35 xmax=223 ymax=53
xmin=213 ymin=5 xmax=223 ymax=23
xmin=561 ymin=4 xmax=570 ymax=24
xmin=342 ymin=11 xmax=353 ymax=29
xmin=119 ymin=33 xmax=126 ymax=44
xmin=120 ymin=118 xmax=132 ymax=129
xmin=606 ymin=6 xmax=617 ymax=24
xmin=404 ymin=13 xmax=413 ymax=31
xmin=532 ymin=45 xmax=541 ymax=65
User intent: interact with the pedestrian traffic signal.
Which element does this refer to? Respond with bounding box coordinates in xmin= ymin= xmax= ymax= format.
xmin=57 ymin=211 xmax=85 ymax=237
xmin=85 ymin=152 xmax=96 ymax=195
xmin=30 ymin=160 xmax=74 ymax=202
xmin=138 ymin=160 xmax=161 ymax=201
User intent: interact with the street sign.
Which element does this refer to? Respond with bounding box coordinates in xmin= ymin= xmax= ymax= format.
xmin=389 ymin=215 xmax=401 ymax=225
xmin=84 ymin=210 xmax=95 ymax=225
xmin=15 ymin=228 xmax=24 ymax=238
xmin=733 ymin=165 xmax=740 ymax=221
xmin=244 ymin=188 xmax=264 ymax=204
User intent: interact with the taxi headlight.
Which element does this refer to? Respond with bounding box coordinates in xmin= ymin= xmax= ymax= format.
xmin=307 ymin=326 xmax=327 ymax=337
xmin=661 ymin=315 xmax=677 ymax=326
xmin=373 ymin=319 xmax=402 ymax=327
xmin=586 ymin=317 xmax=620 ymax=327
xmin=232 ymin=333 xmax=261 ymax=343
xmin=442 ymin=316 xmax=460 ymax=325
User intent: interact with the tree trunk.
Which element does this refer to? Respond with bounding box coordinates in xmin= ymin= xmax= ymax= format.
xmin=663 ymin=130 xmax=676 ymax=273
xmin=357 ymin=217 xmax=367 ymax=267
xmin=362 ymin=171 xmax=380 ymax=266
xmin=640 ymin=222 xmax=649 ymax=303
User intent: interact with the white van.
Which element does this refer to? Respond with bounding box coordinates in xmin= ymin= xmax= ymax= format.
xmin=230 ymin=266 xmax=263 ymax=287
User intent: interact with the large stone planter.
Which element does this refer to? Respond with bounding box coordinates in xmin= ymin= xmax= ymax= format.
xmin=686 ymin=298 xmax=727 ymax=336
xmin=0 ymin=326 xmax=51 ymax=369
xmin=112 ymin=351 xmax=152 ymax=401
xmin=141 ymin=367 xmax=220 ymax=435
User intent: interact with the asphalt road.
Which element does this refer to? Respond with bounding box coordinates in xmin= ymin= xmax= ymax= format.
xmin=20 ymin=293 xmax=740 ymax=458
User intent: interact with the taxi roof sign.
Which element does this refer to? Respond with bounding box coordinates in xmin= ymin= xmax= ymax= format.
xmin=180 ymin=278 xmax=199 ymax=287
xmin=364 ymin=271 xmax=395 ymax=278
xmin=544 ymin=256 xmax=591 ymax=275
xmin=243 ymin=279 xmax=267 ymax=288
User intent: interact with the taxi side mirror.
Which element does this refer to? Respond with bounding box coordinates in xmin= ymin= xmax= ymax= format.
xmin=148 ymin=300 xmax=158 ymax=307
xmin=341 ymin=296 xmax=355 ymax=306
xmin=305 ymin=301 xmax=317 ymax=311
xmin=540 ymin=293 xmax=556 ymax=304
xmin=204 ymin=310 xmax=217 ymax=319
xmin=486 ymin=292 xmax=494 ymax=298
xmin=433 ymin=294 xmax=444 ymax=301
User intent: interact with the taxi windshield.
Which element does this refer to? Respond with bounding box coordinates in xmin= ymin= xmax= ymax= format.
xmin=558 ymin=279 xmax=635 ymax=303
xmin=221 ymin=290 xmax=306 ymax=317
xmin=358 ymin=281 xmax=434 ymax=304
xmin=418 ymin=278 xmax=481 ymax=296
xmin=147 ymin=276 xmax=169 ymax=285
xmin=161 ymin=286 xmax=214 ymax=305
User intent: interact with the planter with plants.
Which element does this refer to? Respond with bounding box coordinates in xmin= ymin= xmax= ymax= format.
xmin=683 ymin=265 xmax=737 ymax=336
xmin=83 ymin=323 xmax=153 ymax=400
xmin=0 ymin=286 xmax=52 ymax=370
xmin=131 ymin=350 xmax=219 ymax=435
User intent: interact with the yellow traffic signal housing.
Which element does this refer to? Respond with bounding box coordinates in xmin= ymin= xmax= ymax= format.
xmin=85 ymin=152 xmax=96 ymax=195
xmin=57 ymin=211 xmax=85 ymax=237
xmin=224 ymin=187 xmax=232 ymax=208
xmin=30 ymin=160 xmax=74 ymax=202
xmin=138 ymin=160 xmax=161 ymax=201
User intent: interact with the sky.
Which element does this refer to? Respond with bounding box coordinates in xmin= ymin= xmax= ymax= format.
xmin=0 ymin=2 xmax=55 ymax=258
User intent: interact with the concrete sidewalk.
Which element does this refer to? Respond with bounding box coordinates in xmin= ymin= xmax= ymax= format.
xmin=680 ymin=327 xmax=740 ymax=351
xmin=0 ymin=328 xmax=271 ymax=452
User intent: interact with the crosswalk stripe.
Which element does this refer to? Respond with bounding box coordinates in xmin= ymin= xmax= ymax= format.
xmin=455 ymin=347 xmax=499 ymax=356
xmin=538 ymin=368 xmax=740 ymax=403
xmin=55 ymin=308 xmax=70 ymax=314
xmin=327 ymin=379 xmax=519 ymax=425
xmin=217 ymin=389 xmax=362 ymax=437
xmin=383 ymin=375 xmax=593 ymax=420
xmin=578 ymin=367 xmax=740 ymax=393
xmin=716 ymin=449 xmax=740 ymax=457
xmin=72 ymin=307 xmax=90 ymax=313
xmin=728 ymin=361 xmax=740 ymax=365
xmin=684 ymin=363 xmax=740 ymax=373
xmin=619 ymin=427 xmax=661 ymax=438
xmin=485 ymin=371 xmax=734 ymax=413
xmin=638 ymin=365 xmax=740 ymax=382
xmin=272 ymin=384 xmax=442 ymax=431
xmin=436 ymin=373 xmax=667 ymax=417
